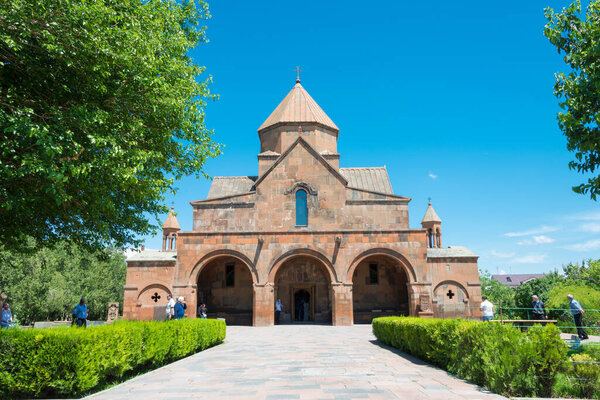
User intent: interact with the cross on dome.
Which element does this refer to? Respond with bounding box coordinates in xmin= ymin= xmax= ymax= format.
xmin=295 ymin=66 xmax=302 ymax=83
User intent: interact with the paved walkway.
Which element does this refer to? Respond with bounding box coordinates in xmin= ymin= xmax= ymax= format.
xmin=88 ymin=325 xmax=506 ymax=400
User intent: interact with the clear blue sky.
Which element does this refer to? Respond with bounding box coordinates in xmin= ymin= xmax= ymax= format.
xmin=143 ymin=0 xmax=599 ymax=274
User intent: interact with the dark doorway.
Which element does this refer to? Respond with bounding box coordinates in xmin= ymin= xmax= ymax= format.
xmin=294 ymin=289 xmax=310 ymax=322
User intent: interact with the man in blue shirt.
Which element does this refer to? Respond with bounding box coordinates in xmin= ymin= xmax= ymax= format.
xmin=568 ymin=294 xmax=588 ymax=340
xmin=173 ymin=296 xmax=185 ymax=319
xmin=73 ymin=297 xmax=88 ymax=328
xmin=275 ymin=299 xmax=282 ymax=325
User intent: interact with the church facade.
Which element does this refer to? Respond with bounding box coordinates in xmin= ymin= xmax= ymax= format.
xmin=123 ymin=79 xmax=482 ymax=325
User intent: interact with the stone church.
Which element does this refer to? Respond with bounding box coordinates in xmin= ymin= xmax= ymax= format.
xmin=123 ymin=78 xmax=482 ymax=325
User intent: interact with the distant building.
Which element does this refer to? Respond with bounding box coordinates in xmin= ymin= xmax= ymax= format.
xmin=491 ymin=274 xmax=544 ymax=288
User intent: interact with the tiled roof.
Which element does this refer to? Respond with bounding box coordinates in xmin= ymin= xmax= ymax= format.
xmin=422 ymin=203 xmax=441 ymax=223
xmin=162 ymin=207 xmax=180 ymax=230
xmin=427 ymin=246 xmax=478 ymax=258
xmin=491 ymin=274 xmax=545 ymax=287
xmin=339 ymin=167 xmax=393 ymax=194
xmin=207 ymin=176 xmax=258 ymax=199
xmin=127 ymin=250 xmax=177 ymax=262
xmin=258 ymin=82 xmax=339 ymax=132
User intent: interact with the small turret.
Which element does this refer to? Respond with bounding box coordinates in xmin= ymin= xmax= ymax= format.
xmin=421 ymin=202 xmax=442 ymax=248
xmin=162 ymin=207 xmax=180 ymax=252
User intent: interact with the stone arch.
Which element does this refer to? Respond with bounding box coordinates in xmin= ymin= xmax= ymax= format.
xmin=188 ymin=249 xmax=258 ymax=286
xmin=433 ymin=280 xmax=470 ymax=319
xmin=137 ymin=283 xmax=172 ymax=303
xmin=433 ymin=280 xmax=469 ymax=299
xmin=267 ymin=248 xmax=337 ymax=283
xmin=345 ymin=248 xmax=417 ymax=283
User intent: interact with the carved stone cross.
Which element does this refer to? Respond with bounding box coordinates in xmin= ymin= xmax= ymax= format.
xmin=151 ymin=292 xmax=161 ymax=303
xmin=446 ymin=290 xmax=455 ymax=299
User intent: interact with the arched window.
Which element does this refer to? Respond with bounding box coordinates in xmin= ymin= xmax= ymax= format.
xmin=295 ymin=189 xmax=308 ymax=226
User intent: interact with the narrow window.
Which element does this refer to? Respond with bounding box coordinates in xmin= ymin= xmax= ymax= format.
xmin=225 ymin=264 xmax=235 ymax=287
xmin=369 ymin=263 xmax=378 ymax=285
xmin=295 ymin=189 xmax=308 ymax=226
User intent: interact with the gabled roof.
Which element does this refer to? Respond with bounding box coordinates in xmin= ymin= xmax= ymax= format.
xmin=340 ymin=167 xmax=393 ymax=195
xmin=207 ymin=176 xmax=258 ymax=199
xmin=422 ymin=203 xmax=441 ymax=223
xmin=491 ymin=274 xmax=545 ymax=288
xmin=252 ymin=136 xmax=348 ymax=190
xmin=258 ymin=82 xmax=339 ymax=133
xmin=162 ymin=207 xmax=180 ymax=230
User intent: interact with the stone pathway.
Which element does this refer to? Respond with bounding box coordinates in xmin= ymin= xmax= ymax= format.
xmin=88 ymin=325 xmax=506 ymax=400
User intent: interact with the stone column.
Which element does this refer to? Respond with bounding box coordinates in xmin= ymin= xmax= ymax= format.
xmin=407 ymin=282 xmax=433 ymax=318
xmin=123 ymin=284 xmax=138 ymax=320
xmin=253 ymin=283 xmax=274 ymax=326
xmin=331 ymin=283 xmax=353 ymax=326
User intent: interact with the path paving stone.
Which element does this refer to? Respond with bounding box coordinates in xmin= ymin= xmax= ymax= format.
xmin=87 ymin=324 xmax=506 ymax=400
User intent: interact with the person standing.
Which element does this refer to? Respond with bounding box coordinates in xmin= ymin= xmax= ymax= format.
xmin=568 ymin=294 xmax=589 ymax=340
xmin=165 ymin=294 xmax=175 ymax=320
xmin=173 ymin=296 xmax=185 ymax=319
xmin=479 ymin=296 xmax=494 ymax=321
xmin=1 ymin=303 xmax=13 ymax=329
xmin=275 ymin=299 xmax=282 ymax=324
xmin=73 ymin=297 xmax=88 ymax=328
xmin=198 ymin=303 xmax=207 ymax=319
xmin=531 ymin=295 xmax=547 ymax=320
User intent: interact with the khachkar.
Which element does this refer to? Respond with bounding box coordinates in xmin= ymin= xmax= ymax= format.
xmin=123 ymin=77 xmax=482 ymax=325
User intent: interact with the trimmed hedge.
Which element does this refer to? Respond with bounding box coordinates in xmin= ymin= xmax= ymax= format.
xmin=372 ymin=317 xmax=567 ymax=397
xmin=0 ymin=318 xmax=225 ymax=398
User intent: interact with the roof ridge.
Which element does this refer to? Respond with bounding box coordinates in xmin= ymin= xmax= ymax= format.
xmin=213 ymin=176 xmax=258 ymax=179
xmin=340 ymin=166 xmax=387 ymax=170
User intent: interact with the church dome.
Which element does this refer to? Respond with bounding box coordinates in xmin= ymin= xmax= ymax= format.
xmin=258 ymin=82 xmax=338 ymax=134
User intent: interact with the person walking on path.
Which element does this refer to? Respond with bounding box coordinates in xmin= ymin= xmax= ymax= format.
xmin=568 ymin=294 xmax=589 ymax=340
xmin=1 ymin=303 xmax=13 ymax=328
xmin=173 ymin=296 xmax=185 ymax=320
xmin=479 ymin=296 xmax=494 ymax=321
xmin=531 ymin=295 xmax=547 ymax=320
xmin=275 ymin=299 xmax=282 ymax=324
xmin=73 ymin=297 xmax=88 ymax=328
xmin=165 ymin=294 xmax=175 ymax=320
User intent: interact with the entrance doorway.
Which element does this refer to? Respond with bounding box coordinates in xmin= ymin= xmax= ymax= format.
xmin=292 ymin=288 xmax=313 ymax=322
xmin=274 ymin=256 xmax=332 ymax=324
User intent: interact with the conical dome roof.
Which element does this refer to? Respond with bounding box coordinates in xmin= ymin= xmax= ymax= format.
xmin=422 ymin=203 xmax=441 ymax=223
xmin=162 ymin=207 xmax=180 ymax=230
xmin=258 ymin=82 xmax=338 ymax=133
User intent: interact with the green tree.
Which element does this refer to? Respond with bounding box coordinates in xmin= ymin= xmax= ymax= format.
xmin=0 ymin=239 xmax=126 ymax=323
xmin=563 ymin=259 xmax=600 ymax=289
xmin=479 ymin=269 xmax=516 ymax=311
xmin=545 ymin=1 xmax=600 ymax=200
xmin=513 ymin=271 xmax=565 ymax=319
xmin=0 ymin=0 xmax=222 ymax=251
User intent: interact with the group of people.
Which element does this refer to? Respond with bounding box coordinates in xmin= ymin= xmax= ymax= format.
xmin=164 ymin=294 xmax=208 ymax=320
xmin=479 ymin=294 xmax=589 ymax=340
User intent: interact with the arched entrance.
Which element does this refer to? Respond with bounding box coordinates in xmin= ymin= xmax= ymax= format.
xmin=274 ymin=256 xmax=332 ymax=324
xmin=196 ymin=256 xmax=254 ymax=325
xmin=433 ymin=281 xmax=470 ymax=319
xmin=351 ymin=254 xmax=410 ymax=323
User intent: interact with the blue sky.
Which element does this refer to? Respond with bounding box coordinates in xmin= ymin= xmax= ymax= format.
xmin=142 ymin=0 xmax=599 ymax=274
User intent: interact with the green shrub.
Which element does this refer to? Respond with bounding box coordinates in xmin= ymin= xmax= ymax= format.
xmin=372 ymin=317 xmax=567 ymax=398
xmin=0 ymin=318 xmax=225 ymax=398
xmin=569 ymin=353 xmax=600 ymax=399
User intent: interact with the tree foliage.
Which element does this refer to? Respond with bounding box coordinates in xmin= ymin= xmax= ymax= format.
xmin=479 ymin=269 xmax=516 ymax=309
xmin=545 ymin=1 xmax=600 ymax=200
xmin=513 ymin=271 xmax=565 ymax=319
xmin=0 ymin=0 xmax=222 ymax=250
xmin=0 ymin=239 xmax=126 ymax=324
